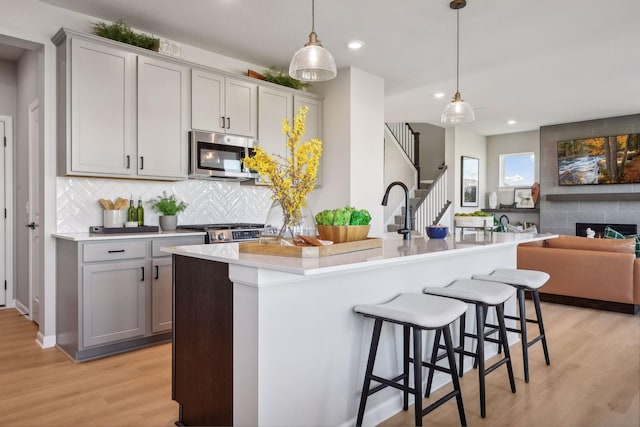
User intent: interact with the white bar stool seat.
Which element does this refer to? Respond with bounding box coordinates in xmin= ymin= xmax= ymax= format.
xmin=472 ymin=268 xmax=551 ymax=382
xmin=354 ymin=293 xmax=468 ymax=427
xmin=423 ymin=279 xmax=517 ymax=418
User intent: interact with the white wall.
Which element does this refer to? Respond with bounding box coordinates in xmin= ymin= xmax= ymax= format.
xmin=308 ymin=67 xmax=385 ymax=235
xmin=410 ymin=122 xmax=445 ymax=181
xmin=445 ymin=127 xmax=487 ymax=218
xmin=0 ymin=59 xmax=17 ymax=117
xmin=383 ymin=128 xmax=417 ymax=223
xmin=486 ymin=130 xmax=540 ymax=198
xmin=349 ymin=68 xmax=385 ymax=235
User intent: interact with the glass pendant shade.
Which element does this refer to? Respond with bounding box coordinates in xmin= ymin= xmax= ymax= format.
xmin=441 ymin=92 xmax=475 ymax=124
xmin=289 ymin=32 xmax=337 ymax=82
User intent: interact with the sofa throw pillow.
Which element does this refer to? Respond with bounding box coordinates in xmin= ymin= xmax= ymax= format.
xmin=604 ymin=226 xmax=640 ymax=257
xmin=604 ymin=226 xmax=625 ymax=240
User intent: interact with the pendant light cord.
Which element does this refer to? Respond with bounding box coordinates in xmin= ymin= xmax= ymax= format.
xmin=311 ymin=0 xmax=316 ymax=33
xmin=456 ymin=9 xmax=460 ymax=94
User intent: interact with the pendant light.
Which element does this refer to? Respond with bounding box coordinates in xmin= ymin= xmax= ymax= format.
xmin=289 ymin=0 xmax=337 ymax=82
xmin=441 ymin=0 xmax=475 ymax=124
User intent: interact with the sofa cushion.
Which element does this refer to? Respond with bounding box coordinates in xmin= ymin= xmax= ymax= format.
xmin=546 ymin=234 xmax=635 ymax=254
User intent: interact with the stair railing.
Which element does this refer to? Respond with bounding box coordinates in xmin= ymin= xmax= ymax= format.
xmin=386 ymin=123 xmax=421 ymax=182
xmin=413 ymin=165 xmax=450 ymax=231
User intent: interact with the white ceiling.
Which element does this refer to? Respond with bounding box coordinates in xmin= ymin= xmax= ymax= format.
xmin=40 ymin=0 xmax=640 ymax=136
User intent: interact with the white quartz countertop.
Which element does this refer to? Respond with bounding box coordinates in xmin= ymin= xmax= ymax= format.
xmin=162 ymin=232 xmax=556 ymax=276
xmin=52 ymin=229 xmax=206 ymax=241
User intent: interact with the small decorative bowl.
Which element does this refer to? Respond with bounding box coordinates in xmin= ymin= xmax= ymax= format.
xmin=426 ymin=226 xmax=448 ymax=239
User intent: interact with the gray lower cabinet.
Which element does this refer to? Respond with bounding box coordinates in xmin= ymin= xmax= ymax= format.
xmin=151 ymin=257 xmax=173 ymax=333
xmin=56 ymin=234 xmax=204 ymax=361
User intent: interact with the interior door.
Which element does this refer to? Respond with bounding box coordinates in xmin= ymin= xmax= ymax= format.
xmin=28 ymin=100 xmax=41 ymax=323
xmin=0 ymin=119 xmax=5 ymax=307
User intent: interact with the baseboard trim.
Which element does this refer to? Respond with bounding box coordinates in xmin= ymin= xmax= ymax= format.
xmin=533 ymin=292 xmax=639 ymax=314
xmin=14 ymin=300 xmax=29 ymax=317
xmin=36 ymin=331 xmax=56 ymax=348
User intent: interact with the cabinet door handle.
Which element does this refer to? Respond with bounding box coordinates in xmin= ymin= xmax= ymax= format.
xmin=226 ymin=117 xmax=231 ymax=129
xmin=126 ymin=155 xmax=131 ymax=169
xmin=108 ymin=249 xmax=125 ymax=253
xmin=220 ymin=116 xmax=226 ymax=129
xmin=141 ymin=267 xmax=145 ymax=281
xmin=140 ymin=156 xmax=144 ymax=170
xmin=155 ymin=265 xmax=159 ymax=280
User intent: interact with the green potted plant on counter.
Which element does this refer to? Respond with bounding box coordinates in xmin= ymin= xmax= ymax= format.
xmin=148 ymin=191 xmax=188 ymax=231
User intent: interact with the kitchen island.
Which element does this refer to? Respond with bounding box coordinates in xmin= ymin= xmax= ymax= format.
xmin=163 ymin=232 xmax=554 ymax=427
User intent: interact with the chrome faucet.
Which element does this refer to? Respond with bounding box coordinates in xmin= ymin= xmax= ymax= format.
xmin=381 ymin=181 xmax=411 ymax=240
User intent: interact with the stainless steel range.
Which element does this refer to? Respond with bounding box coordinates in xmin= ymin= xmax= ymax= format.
xmin=177 ymin=223 xmax=265 ymax=244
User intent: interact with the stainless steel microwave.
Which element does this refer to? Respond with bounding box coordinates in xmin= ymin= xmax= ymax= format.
xmin=189 ymin=131 xmax=259 ymax=181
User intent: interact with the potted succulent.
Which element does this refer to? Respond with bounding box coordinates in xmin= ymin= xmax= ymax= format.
xmin=148 ymin=191 xmax=188 ymax=231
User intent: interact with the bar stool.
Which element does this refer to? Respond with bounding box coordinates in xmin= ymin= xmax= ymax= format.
xmin=354 ymin=293 xmax=468 ymax=427
xmin=423 ymin=279 xmax=517 ymax=418
xmin=472 ymin=268 xmax=551 ymax=383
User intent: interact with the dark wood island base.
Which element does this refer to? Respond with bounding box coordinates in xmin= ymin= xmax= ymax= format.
xmin=172 ymin=254 xmax=234 ymax=426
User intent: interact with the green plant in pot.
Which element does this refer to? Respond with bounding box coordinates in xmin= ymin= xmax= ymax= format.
xmin=148 ymin=191 xmax=188 ymax=231
xmin=93 ymin=19 xmax=160 ymax=51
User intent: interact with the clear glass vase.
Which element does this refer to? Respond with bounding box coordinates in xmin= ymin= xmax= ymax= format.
xmin=263 ymin=200 xmax=316 ymax=241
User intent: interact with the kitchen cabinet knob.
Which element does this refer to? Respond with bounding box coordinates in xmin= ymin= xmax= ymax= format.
xmin=107 ymin=249 xmax=125 ymax=253
xmin=126 ymin=155 xmax=131 ymax=169
xmin=141 ymin=267 xmax=145 ymax=281
xmin=140 ymin=156 xmax=144 ymax=170
xmin=226 ymin=117 xmax=231 ymax=129
xmin=220 ymin=116 xmax=226 ymax=129
xmin=155 ymin=265 xmax=159 ymax=280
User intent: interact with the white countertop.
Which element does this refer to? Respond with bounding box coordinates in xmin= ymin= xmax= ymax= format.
xmin=52 ymin=229 xmax=206 ymax=241
xmin=162 ymin=232 xmax=556 ymax=276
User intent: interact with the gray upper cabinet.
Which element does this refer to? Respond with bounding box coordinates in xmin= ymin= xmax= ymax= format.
xmin=68 ymin=38 xmax=136 ymax=176
xmin=192 ymin=69 xmax=258 ymax=138
xmin=137 ymin=56 xmax=189 ymax=179
xmin=54 ymin=29 xmax=188 ymax=181
xmin=257 ymin=86 xmax=292 ymax=161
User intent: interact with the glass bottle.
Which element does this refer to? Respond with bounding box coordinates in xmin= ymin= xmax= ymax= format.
xmin=136 ymin=198 xmax=144 ymax=226
xmin=127 ymin=195 xmax=138 ymax=223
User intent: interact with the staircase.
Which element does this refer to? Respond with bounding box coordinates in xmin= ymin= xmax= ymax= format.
xmin=385 ymin=123 xmax=451 ymax=232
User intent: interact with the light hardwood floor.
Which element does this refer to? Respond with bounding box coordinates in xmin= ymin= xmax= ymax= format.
xmin=0 ymin=302 xmax=638 ymax=427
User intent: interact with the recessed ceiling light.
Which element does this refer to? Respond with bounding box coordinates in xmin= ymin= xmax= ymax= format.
xmin=507 ymin=120 xmax=517 ymax=125
xmin=348 ymin=40 xmax=364 ymax=50
xmin=433 ymin=92 xmax=446 ymax=99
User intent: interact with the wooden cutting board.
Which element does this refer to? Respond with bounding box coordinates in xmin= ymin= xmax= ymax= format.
xmin=238 ymin=238 xmax=382 ymax=258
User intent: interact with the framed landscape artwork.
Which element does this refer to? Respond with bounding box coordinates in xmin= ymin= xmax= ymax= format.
xmin=557 ymin=133 xmax=640 ymax=185
xmin=461 ymin=156 xmax=479 ymax=207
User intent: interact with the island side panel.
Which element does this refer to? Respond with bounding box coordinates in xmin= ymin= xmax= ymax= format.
xmin=230 ymin=243 xmax=517 ymax=427
xmin=173 ymin=255 xmax=233 ymax=426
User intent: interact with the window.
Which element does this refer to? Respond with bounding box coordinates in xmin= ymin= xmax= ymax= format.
xmin=499 ymin=152 xmax=535 ymax=187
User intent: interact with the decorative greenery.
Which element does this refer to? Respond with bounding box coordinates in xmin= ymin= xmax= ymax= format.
xmin=243 ymin=106 xmax=322 ymax=236
xmin=147 ymin=192 xmax=188 ymax=216
xmin=93 ymin=19 xmax=160 ymax=51
xmin=263 ymin=68 xmax=311 ymax=90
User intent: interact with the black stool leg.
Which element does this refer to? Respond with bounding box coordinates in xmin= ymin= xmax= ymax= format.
xmin=473 ymin=308 xmax=490 ymax=369
xmin=496 ymin=303 xmax=517 ymax=393
xmin=475 ymin=304 xmax=487 ymax=418
xmin=458 ymin=312 xmax=466 ymax=377
xmin=443 ymin=326 xmax=467 ymax=426
xmin=424 ymin=328 xmax=441 ymax=398
xmin=403 ymin=325 xmax=410 ymax=410
xmin=517 ymin=287 xmax=530 ymax=383
xmin=413 ymin=327 xmax=423 ymax=426
xmin=356 ymin=319 xmax=382 ymax=427
xmin=532 ymin=290 xmax=551 ymax=366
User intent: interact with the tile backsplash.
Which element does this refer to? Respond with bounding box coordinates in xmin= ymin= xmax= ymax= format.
xmin=56 ymin=177 xmax=273 ymax=232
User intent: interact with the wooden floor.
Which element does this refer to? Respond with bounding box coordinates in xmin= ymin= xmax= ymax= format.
xmin=0 ymin=301 xmax=638 ymax=427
